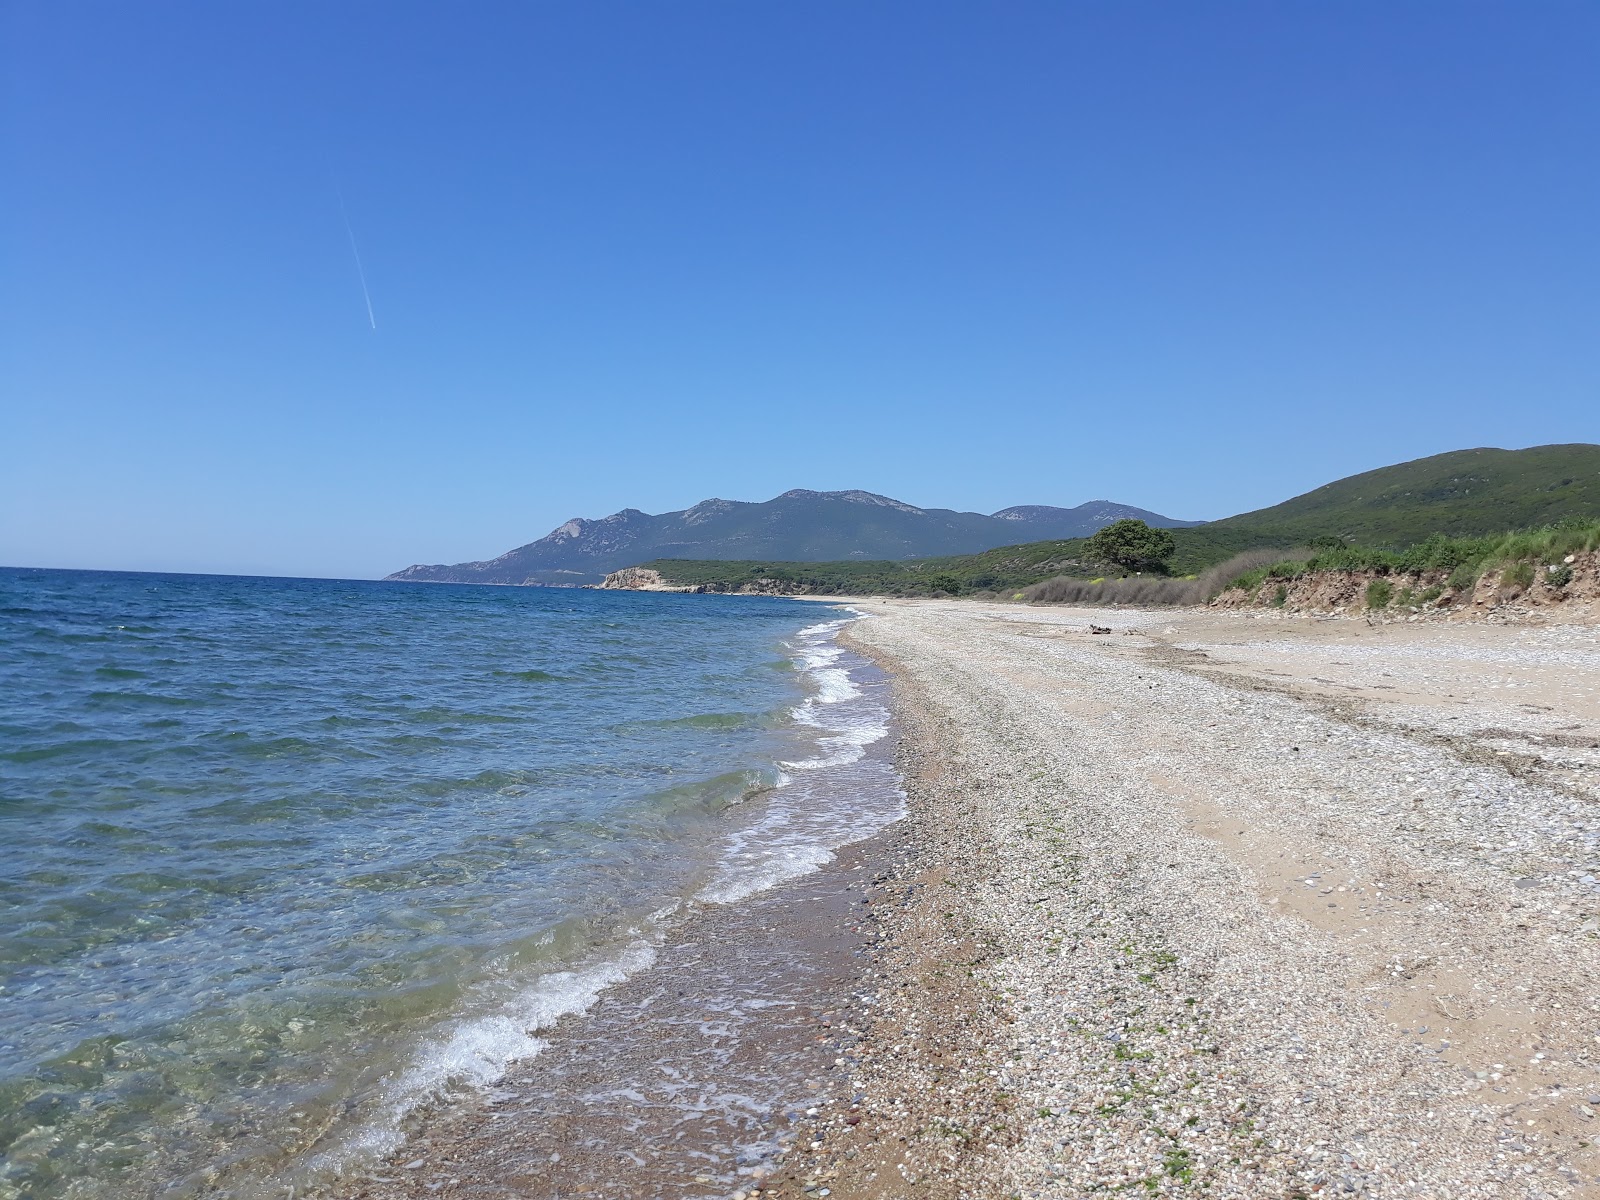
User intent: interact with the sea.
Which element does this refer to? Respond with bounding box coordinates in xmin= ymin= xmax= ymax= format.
xmin=0 ymin=568 xmax=903 ymax=1199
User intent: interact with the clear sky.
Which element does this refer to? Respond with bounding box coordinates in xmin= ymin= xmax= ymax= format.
xmin=5 ymin=2 xmax=1597 ymax=578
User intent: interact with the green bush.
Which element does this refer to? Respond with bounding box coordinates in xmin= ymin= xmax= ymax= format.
xmin=1545 ymin=563 xmax=1574 ymax=589
xmin=1394 ymin=533 xmax=1490 ymax=574
xmin=1271 ymin=584 xmax=1288 ymax=608
xmin=1229 ymin=567 xmax=1271 ymax=593
xmin=1310 ymin=545 xmax=1395 ymax=574
xmin=1365 ymin=578 xmax=1393 ymax=609
xmin=1418 ymin=585 xmax=1444 ymax=603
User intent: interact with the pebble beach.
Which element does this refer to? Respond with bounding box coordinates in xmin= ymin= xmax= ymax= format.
xmin=761 ymin=599 xmax=1600 ymax=1199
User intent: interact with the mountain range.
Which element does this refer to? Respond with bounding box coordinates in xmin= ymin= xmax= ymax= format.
xmin=605 ymin=444 xmax=1600 ymax=597
xmin=386 ymin=490 xmax=1202 ymax=586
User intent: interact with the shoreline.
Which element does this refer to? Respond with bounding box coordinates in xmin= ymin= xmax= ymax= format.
xmin=329 ymin=829 xmax=900 ymax=1200
xmin=319 ymin=597 xmax=1600 ymax=1199
xmin=315 ymin=631 xmax=905 ymax=1200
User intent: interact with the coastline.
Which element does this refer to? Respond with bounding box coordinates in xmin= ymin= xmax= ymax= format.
xmin=313 ymin=624 xmax=905 ymax=1200
xmin=320 ymin=596 xmax=1600 ymax=1199
xmin=329 ymin=827 xmax=900 ymax=1200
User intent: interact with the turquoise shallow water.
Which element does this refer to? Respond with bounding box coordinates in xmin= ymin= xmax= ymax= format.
xmin=0 ymin=569 xmax=890 ymax=1198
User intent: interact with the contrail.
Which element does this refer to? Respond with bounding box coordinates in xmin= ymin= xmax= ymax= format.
xmin=335 ymin=184 xmax=377 ymax=330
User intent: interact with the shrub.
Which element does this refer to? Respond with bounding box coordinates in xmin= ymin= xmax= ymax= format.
xmin=1271 ymin=584 xmax=1288 ymax=608
xmin=1229 ymin=567 xmax=1271 ymax=593
xmin=1501 ymin=561 xmax=1535 ymax=592
xmin=1023 ymin=549 xmax=1291 ymax=607
xmin=920 ymin=572 xmax=965 ymax=595
xmin=1394 ymin=534 xmax=1490 ymax=574
xmin=1309 ymin=545 xmax=1396 ymax=574
xmin=1447 ymin=562 xmax=1480 ymax=593
xmin=1366 ymin=579 xmax=1393 ymax=609
xmin=1545 ymin=563 xmax=1574 ymax=589
xmin=1419 ymin=585 xmax=1444 ymax=603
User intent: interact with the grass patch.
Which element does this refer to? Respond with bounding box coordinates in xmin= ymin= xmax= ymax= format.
xmin=1448 ymin=561 xmax=1480 ymax=593
xmin=1021 ymin=549 xmax=1295 ymax=607
xmin=1501 ymin=560 xmax=1536 ymax=591
xmin=1365 ymin=578 xmax=1393 ymax=609
xmin=1164 ymin=1146 xmax=1195 ymax=1183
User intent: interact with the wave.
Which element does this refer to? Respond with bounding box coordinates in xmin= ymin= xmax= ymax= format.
xmin=308 ymin=940 xmax=658 ymax=1177
xmin=308 ymin=606 xmax=897 ymax=1185
xmin=86 ymin=690 xmax=201 ymax=708
xmin=696 ymin=606 xmax=903 ymax=905
xmin=492 ymin=668 xmax=565 ymax=683
xmin=624 ymin=710 xmax=770 ymax=733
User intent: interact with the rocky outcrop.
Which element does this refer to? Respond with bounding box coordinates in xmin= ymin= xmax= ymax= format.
xmin=596 ymin=568 xmax=689 ymax=592
xmin=598 ymin=567 xmax=810 ymax=596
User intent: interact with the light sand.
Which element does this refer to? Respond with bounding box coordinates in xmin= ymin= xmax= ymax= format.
xmin=763 ymin=600 xmax=1600 ymax=1199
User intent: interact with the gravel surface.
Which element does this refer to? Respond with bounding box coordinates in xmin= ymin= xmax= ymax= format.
xmin=763 ymin=601 xmax=1600 ymax=1199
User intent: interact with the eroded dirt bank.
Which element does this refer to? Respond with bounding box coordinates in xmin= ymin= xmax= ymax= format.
xmin=762 ymin=601 xmax=1600 ymax=1199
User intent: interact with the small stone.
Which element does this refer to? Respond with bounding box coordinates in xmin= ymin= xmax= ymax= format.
xmin=402 ymin=1160 xmax=425 ymax=1170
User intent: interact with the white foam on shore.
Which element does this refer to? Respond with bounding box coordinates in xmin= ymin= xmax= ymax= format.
xmin=697 ymin=607 xmax=904 ymax=905
xmin=310 ymin=605 xmax=903 ymax=1182
xmin=779 ymin=717 xmax=890 ymax=770
xmin=310 ymin=940 xmax=657 ymax=1174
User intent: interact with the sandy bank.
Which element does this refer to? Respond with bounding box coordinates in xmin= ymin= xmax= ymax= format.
xmin=765 ymin=601 xmax=1600 ymax=1198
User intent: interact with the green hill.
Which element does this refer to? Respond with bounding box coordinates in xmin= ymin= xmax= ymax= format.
xmin=1208 ymin=444 xmax=1600 ymax=543
xmin=627 ymin=445 xmax=1600 ymax=596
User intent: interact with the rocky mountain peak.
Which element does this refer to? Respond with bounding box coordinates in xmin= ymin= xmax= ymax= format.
xmin=386 ymin=487 xmax=1198 ymax=586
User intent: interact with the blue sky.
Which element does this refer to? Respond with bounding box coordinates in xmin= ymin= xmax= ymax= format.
xmin=5 ymin=1 xmax=1596 ymax=578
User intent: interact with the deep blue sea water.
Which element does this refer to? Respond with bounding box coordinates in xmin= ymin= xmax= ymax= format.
xmin=0 ymin=569 xmax=899 ymax=1198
